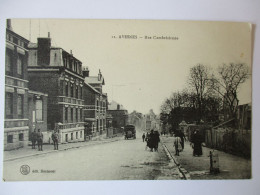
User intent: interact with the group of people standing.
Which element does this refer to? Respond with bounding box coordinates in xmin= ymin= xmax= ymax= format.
xmin=173 ymin=129 xmax=203 ymax=157
xmin=142 ymin=130 xmax=160 ymax=152
xmin=31 ymin=129 xmax=59 ymax=151
xmin=31 ymin=129 xmax=43 ymax=151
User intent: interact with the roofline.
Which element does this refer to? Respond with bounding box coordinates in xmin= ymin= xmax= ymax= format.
xmin=6 ymin=28 xmax=30 ymax=43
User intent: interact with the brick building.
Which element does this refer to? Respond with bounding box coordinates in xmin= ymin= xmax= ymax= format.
xmin=4 ymin=21 xmax=30 ymax=150
xmin=82 ymin=67 xmax=107 ymax=137
xmin=107 ymin=101 xmax=128 ymax=133
xmin=27 ymin=33 xmax=85 ymax=143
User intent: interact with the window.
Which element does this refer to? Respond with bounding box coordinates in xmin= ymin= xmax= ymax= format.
xmin=79 ymin=64 xmax=82 ymax=75
xmin=19 ymin=133 xmax=24 ymax=141
xmin=13 ymin=37 xmax=18 ymax=44
xmin=65 ymin=82 xmax=69 ymax=96
xmin=7 ymin=135 xmax=13 ymax=143
xmin=80 ymin=109 xmax=82 ymax=121
xmin=36 ymin=99 xmax=43 ymax=121
xmin=65 ymin=107 xmax=68 ymax=121
xmin=17 ymin=94 xmax=23 ymax=118
xmin=71 ymin=108 xmax=73 ymax=122
xmin=71 ymin=133 xmax=73 ymax=140
xmin=76 ymin=108 xmax=78 ymax=121
xmin=75 ymin=62 xmax=78 ymax=73
xmin=65 ymin=134 xmax=68 ymax=142
xmin=70 ymin=84 xmax=74 ymax=97
xmin=5 ymin=49 xmax=13 ymax=75
xmin=80 ymin=131 xmax=82 ymax=138
xmin=63 ymin=57 xmax=67 ymax=67
xmin=76 ymin=132 xmax=78 ymax=139
xmin=5 ymin=93 xmax=13 ymax=118
xmin=75 ymin=86 xmax=78 ymax=99
xmin=70 ymin=59 xmax=73 ymax=70
xmin=17 ymin=55 xmax=23 ymax=76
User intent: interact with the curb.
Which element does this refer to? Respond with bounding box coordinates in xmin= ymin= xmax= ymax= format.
xmin=161 ymin=142 xmax=191 ymax=180
xmin=4 ymin=138 xmax=120 ymax=162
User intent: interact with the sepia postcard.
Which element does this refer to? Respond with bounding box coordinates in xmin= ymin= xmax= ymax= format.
xmin=2 ymin=19 xmax=252 ymax=181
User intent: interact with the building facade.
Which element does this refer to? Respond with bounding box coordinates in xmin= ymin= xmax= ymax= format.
xmin=4 ymin=24 xmax=30 ymax=150
xmin=27 ymin=34 xmax=85 ymax=143
xmin=107 ymin=101 xmax=128 ymax=133
xmin=83 ymin=68 xmax=107 ymax=137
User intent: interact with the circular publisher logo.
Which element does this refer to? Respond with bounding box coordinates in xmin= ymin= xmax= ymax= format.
xmin=20 ymin=165 xmax=30 ymax=175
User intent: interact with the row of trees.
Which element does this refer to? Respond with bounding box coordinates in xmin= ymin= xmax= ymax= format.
xmin=160 ymin=63 xmax=250 ymax=131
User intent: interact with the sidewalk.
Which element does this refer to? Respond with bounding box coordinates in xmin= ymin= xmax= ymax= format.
xmin=161 ymin=136 xmax=251 ymax=179
xmin=4 ymin=134 xmax=123 ymax=162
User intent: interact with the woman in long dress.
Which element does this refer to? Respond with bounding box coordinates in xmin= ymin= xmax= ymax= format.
xmin=191 ymin=130 xmax=203 ymax=156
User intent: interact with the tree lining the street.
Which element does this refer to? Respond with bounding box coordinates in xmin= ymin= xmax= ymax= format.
xmin=208 ymin=63 xmax=250 ymax=118
xmin=160 ymin=63 xmax=250 ymax=132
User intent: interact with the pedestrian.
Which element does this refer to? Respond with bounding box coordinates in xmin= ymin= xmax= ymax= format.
xmin=31 ymin=129 xmax=37 ymax=149
xmin=142 ymin=133 xmax=145 ymax=142
xmin=154 ymin=131 xmax=160 ymax=152
xmin=179 ymin=130 xmax=186 ymax=150
xmin=148 ymin=130 xmax=156 ymax=152
xmin=191 ymin=130 xmax=203 ymax=156
xmin=145 ymin=132 xmax=150 ymax=150
xmin=52 ymin=130 xmax=59 ymax=150
xmin=37 ymin=129 xmax=43 ymax=151
xmin=174 ymin=133 xmax=182 ymax=156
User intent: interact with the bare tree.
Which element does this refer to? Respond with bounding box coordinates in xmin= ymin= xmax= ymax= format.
xmin=209 ymin=63 xmax=250 ymax=118
xmin=188 ymin=64 xmax=210 ymax=122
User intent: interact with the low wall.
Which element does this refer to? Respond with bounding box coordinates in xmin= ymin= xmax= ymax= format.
xmin=205 ymin=128 xmax=251 ymax=158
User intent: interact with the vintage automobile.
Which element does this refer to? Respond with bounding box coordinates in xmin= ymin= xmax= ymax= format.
xmin=124 ymin=125 xmax=136 ymax=139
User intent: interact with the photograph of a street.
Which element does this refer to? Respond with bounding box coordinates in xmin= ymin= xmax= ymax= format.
xmin=3 ymin=19 xmax=252 ymax=181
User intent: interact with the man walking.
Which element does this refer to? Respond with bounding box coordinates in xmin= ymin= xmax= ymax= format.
xmin=142 ymin=133 xmax=145 ymax=142
xmin=52 ymin=130 xmax=59 ymax=150
xmin=37 ymin=129 xmax=43 ymax=151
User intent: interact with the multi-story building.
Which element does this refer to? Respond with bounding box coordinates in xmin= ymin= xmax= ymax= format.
xmin=107 ymin=101 xmax=128 ymax=133
xmin=82 ymin=67 xmax=107 ymax=137
xmin=4 ymin=21 xmax=30 ymax=150
xmin=27 ymin=33 xmax=85 ymax=143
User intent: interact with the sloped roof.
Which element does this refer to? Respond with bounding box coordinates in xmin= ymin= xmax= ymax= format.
xmin=84 ymin=82 xmax=100 ymax=94
xmin=85 ymin=76 xmax=105 ymax=85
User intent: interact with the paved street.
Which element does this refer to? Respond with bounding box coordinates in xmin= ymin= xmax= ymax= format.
xmin=3 ymin=134 xmax=181 ymax=181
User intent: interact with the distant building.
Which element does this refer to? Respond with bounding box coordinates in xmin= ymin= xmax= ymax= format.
xmin=128 ymin=111 xmax=144 ymax=130
xmin=144 ymin=109 xmax=159 ymax=131
xmin=107 ymin=101 xmax=128 ymax=132
xmin=27 ymin=33 xmax=85 ymax=143
xmin=83 ymin=67 xmax=107 ymax=137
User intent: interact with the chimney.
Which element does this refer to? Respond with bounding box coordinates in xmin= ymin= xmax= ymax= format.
xmin=70 ymin=50 xmax=73 ymax=56
xmin=98 ymin=69 xmax=102 ymax=81
xmin=82 ymin=66 xmax=89 ymax=77
xmin=6 ymin=19 xmax=13 ymax=31
xmin=48 ymin=32 xmax=50 ymax=38
xmin=117 ymin=104 xmax=120 ymax=110
xmin=37 ymin=35 xmax=51 ymax=66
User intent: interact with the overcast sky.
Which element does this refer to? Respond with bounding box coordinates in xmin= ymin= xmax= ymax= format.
xmin=10 ymin=19 xmax=252 ymax=114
